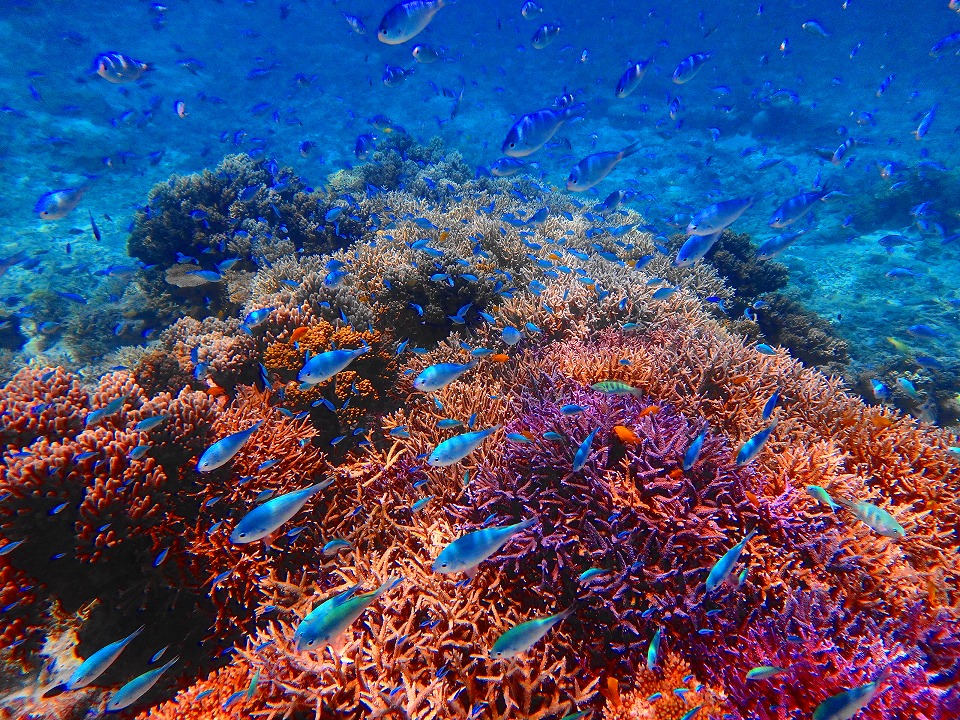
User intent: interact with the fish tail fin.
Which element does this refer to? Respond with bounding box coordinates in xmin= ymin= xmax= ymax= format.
xmin=743 ymin=528 xmax=759 ymax=543
xmin=557 ymin=602 xmax=579 ymax=620
xmin=620 ymin=140 xmax=642 ymax=158
xmin=376 ymin=576 xmax=403 ymax=596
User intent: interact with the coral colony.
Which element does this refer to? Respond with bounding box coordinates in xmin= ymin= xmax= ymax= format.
xmin=1 ymin=136 xmax=958 ymax=720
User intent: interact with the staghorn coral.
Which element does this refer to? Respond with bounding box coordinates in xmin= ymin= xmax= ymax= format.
xmin=601 ymin=652 xmax=725 ymax=720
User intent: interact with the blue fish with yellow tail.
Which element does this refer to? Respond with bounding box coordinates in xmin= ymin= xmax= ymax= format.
xmin=299 ymin=346 xmax=368 ymax=386
xmin=706 ymin=529 xmax=758 ymax=592
xmin=735 ymin=419 xmax=777 ymax=465
xmin=427 ymin=425 xmax=500 ymax=467
xmin=230 ymin=479 xmax=333 ymax=544
xmin=294 ymin=577 xmax=401 ymax=651
xmin=66 ymin=626 xmax=143 ymax=690
xmin=813 ymin=668 xmax=891 ymax=720
xmin=413 ymin=359 xmax=477 ymax=392
xmin=433 ymin=519 xmax=536 ymax=577
xmin=572 ymin=428 xmax=600 ymax=472
xmin=683 ymin=424 xmax=708 ymax=471
xmin=490 ymin=606 xmax=575 ymax=660
xmin=105 ymin=656 xmax=178 ymax=712
xmin=835 ymin=497 xmax=905 ymax=538
xmin=197 ymin=420 xmax=263 ymax=472
xmin=646 ymin=627 xmax=661 ymax=670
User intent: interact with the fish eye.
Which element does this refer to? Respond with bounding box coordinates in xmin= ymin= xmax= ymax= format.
xmin=239 ymin=532 xmax=246 ymax=538
xmin=440 ymin=562 xmax=448 ymax=567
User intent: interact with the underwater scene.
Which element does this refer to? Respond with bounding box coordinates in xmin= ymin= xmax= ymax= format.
xmin=0 ymin=0 xmax=959 ymax=718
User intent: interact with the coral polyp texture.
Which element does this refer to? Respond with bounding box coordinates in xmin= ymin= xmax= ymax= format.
xmin=1 ymin=140 xmax=958 ymax=720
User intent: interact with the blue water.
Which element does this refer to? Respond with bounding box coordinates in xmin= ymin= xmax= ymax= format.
xmin=0 ymin=0 xmax=957 ymax=391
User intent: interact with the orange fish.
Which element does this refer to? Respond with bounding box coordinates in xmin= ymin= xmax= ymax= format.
xmin=638 ymin=405 xmax=660 ymax=418
xmin=206 ymin=386 xmax=226 ymax=397
xmin=490 ymin=353 xmax=510 ymax=363
xmin=870 ymin=415 xmax=895 ymax=429
xmin=745 ymin=490 xmax=760 ymax=507
xmin=438 ymin=230 xmax=450 ymax=242
xmin=290 ymin=327 xmax=310 ymax=343
xmin=668 ymin=468 xmax=684 ymax=479
xmin=612 ymin=425 xmax=640 ymax=443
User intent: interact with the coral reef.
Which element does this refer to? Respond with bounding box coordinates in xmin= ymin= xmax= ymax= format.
xmin=3 ymin=141 xmax=958 ymax=720
xmin=755 ymin=292 xmax=850 ymax=371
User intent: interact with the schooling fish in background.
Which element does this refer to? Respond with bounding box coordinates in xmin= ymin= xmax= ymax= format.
xmin=615 ymin=57 xmax=655 ymax=98
xmin=0 ymin=250 xmax=28 ymax=278
xmin=502 ymin=104 xmax=586 ymax=157
xmin=914 ymin=104 xmax=938 ymax=140
xmin=377 ymin=0 xmax=452 ymax=45
xmin=342 ymin=12 xmax=367 ymax=34
xmin=35 ymin=187 xmax=86 ymax=220
xmin=355 ymin=133 xmax=376 ymax=160
xmin=382 ymin=64 xmax=415 ymax=87
xmin=755 ymin=230 xmax=804 ymax=260
xmin=92 ymin=51 xmax=150 ymax=83
xmin=566 ymin=142 xmax=641 ymax=192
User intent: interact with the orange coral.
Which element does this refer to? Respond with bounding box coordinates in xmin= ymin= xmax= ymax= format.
xmin=602 ymin=653 xmax=726 ymax=720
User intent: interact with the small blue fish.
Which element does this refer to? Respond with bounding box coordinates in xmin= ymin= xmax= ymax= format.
xmin=560 ymin=404 xmax=586 ymax=415
xmin=506 ymin=432 xmax=533 ymax=443
xmin=411 ymin=496 xmax=434 ymax=512
xmin=678 ymin=706 xmax=703 ymax=720
xmin=230 ymin=479 xmax=333 ymax=544
xmin=66 ymin=626 xmax=144 ymax=690
xmin=735 ymin=420 xmax=777 ymax=466
xmin=433 ymin=519 xmax=536 ymax=577
xmin=243 ymin=307 xmax=276 ymax=330
xmin=490 ymin=606 xmax=575 ymax=659
xmin=543 ymin=431 xmax=565 ymax=442
xmin=646 ymin=628 xmax=661 ymax=670
xmin=322 ymin=538 xmax=353 ymax=556
xmin=502 ymin=326 xmax=523 ymax=345
xmin=577 ymin=567 xmax=609 ymax=583
xmin=652 ymin=286 xmax=679 ymax=300
xmin=683 ymin=424 xmax=708 ymax=471
xmin=134 ymin=414 xmax=169 ymax=432
xmin=427 ymin=426 xmax=501 ymax=467
xmin=197 ymin=420 xmax=263 ymax=473
xmin=389 ymin=426 xmax=410 ymax=438
xmin=436 ymin=419 xmax=464 ymax=429
xmin=762 ymin=390 xmax=780 ymax=420
xmin=299 ymin=347 xmax=369 ymax=385
xmin=705 ymin=529 xmax=758 ymax=592
xmin=85 ymin=395 xmax=126 ymax=428
xmin=572 ymin=428 xmax=600 ymax=472
xmin=413 ymin=359 xmax=478 ymax=392
xmin=105 ymin=656 xmax=178 ymax=712
xmin=755 ymin=343 xmax=776 ymax=355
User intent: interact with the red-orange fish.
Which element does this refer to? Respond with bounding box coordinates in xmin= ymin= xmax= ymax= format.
xmin=290 ymin=327 xmax=310 ymax=343
xmin=637 ymin=405 xmax=660 ymax=418
xmin=612 ymin=425 xmax=640 ymax=443
xmin=490 ymin=353 xmax=510 ymax=363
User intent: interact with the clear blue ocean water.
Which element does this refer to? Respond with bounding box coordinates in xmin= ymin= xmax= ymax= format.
xmin=0 ymin=0 xmax=957 ymax=399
